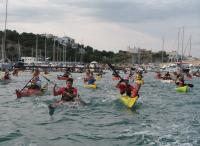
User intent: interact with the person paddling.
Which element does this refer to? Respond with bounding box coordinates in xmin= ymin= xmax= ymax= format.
xmin=116 ymin=79 xmax=142 ymax=98
xmin=83 ymin=70 xmax=90 ymax=83
xmin=175 ymin=75 xmax=185 ymax=87
xmin=156 ymin=71 xmax=162 ymax=79
xmin=3 ymin=70 xmax=11 ymax=80
xmin=116 ymin=79 xmax=134 ymax=97
xmin=48 ymin=78 xmax=78 ymax=115
xmin=87 ymin=72 xmax=96 ymax=85
xmin=33 ymin=68 xmax=40 ymax=77
xmin=44 ymin=69 xmax=49 ymax=75
xmin=12 ymin=68 xmax=19 ymax=76
xmin=162 ymin=71 xmax=172 ymax=80
xmin=62 ymin=70 xmax=71 ymax=78
xmin=27 ymin=76 xmax=42 ymax=90
xmin=83 ymin=70 xmax=96 ymax=85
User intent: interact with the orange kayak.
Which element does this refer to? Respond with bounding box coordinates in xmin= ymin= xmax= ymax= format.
xmin=112 ymin=76 xmax=120 ymax=80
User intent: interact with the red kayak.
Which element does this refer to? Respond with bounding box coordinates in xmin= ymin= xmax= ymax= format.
xmin=57 ymin=76 xmax=69 ymax=80
xmin=16 ymin=84 xmax=48 ymax=98
xmin=0 ymin=78 xmax=11 ymax=83
xmin=112 ymin=76 xmax=120 ymax=80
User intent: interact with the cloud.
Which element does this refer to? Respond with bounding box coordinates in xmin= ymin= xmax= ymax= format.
xmin=58 ymin=0 xmax=200 ymax=23
xmin=0 ymin=0 xmax=199 ymax=57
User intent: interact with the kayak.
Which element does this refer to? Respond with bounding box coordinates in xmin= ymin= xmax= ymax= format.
xmin=0 ymin=78 xmax=11 ymax=83
xmin=43 ymin=73 xmax=51 ymax=76
xmin=83 ymin=83 xmax=97 ymax=89
xmin=112 ymin=76 xmax=120 ymax=80
xmin=16 ymin=84 xmax=48 ymax=98
xmin=175 ymin=85 xmax=189 ymax=93
xmin=49 ymin=97 xmax=86 ymax=115
xmin=186 ymin=76 xmax=192 ymax=79
xmin=57 ymin=76 xmax=68 ymax=80
xmin=120 ymin=95 xmax=138 ymax=108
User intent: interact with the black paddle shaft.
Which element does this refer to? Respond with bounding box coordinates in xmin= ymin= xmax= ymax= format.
xmin=108 ymin=64 xmax=123 ymax=80
xmin=21 ymin=76 xmax=35 ymax=91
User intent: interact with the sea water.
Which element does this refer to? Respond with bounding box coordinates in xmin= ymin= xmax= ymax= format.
xmin=0 ymin=71 xmax=199 ymax=146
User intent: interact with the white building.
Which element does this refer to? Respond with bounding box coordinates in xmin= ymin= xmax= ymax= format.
xmin=21 ymin=57 xmax=37 ymax=64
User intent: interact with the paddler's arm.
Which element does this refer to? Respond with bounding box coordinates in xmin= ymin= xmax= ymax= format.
xmin=53 ymin=85 xmax=63 ymax=96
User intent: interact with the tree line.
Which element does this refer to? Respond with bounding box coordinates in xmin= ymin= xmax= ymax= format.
xmin=0 ymin=30 xmax=168 ymax=64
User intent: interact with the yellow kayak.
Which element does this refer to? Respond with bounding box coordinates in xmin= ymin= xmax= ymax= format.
xmin=175 ymin=85 xmax=189 ymax=93
xmin=120 ymin=95 xmax=138 ymax=108
xmin=84 ymin=83 xmax=97 ymax=89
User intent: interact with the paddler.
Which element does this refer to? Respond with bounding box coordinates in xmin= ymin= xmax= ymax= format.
xmin=83 ymin=70 xmax=90 ymax=83
xmin=116 ymin=78 xmax=142 ymax=98
xmin=33 ymin=68 xmax=40 ymax=77
xmin=48 ymin=78 xmax=78 ymax=115
xmin=124 ymin=68 xmax=134 ymax=80
xmin=28 ymin=76 xmax=42 ymax=89
xmin=12 ymin=68 xmax=19 ymax=76
xmin=116 ymin=79 xmax=134 ymax=97
xmin=3 ymin=70 xmax=11 ymax=80
xmin=134 ymin=71 xmax=144 ymax=85
xmin=162 ymin=71 xmax=172 ymax=80
xmin=44 ymin=69 xmax=49 ymax=75
xmin=87 ymin=72 xmax=96 ymax=85
xmin=156 ymin=71 xmax=162 ymax=79
xmin=175 ymin=75 xmax=185 ymax=87
xmin=62 ymin=70 xmax=71 ymax=78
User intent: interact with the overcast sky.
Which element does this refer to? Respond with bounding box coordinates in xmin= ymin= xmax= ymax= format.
xmin=0 ymin=0 xmax=199 ymax=57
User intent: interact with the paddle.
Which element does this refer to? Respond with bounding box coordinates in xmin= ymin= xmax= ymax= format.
xmin=176 ymin=82 xmax=194 ymax=88
xmin=108 ymin=63 xmax=123 ymax=80
xmin=42 ymin=75 xmax=56 ymax=86
xmin=186 ymin=83 xmax=194 ymax=88
xmin=20 ymin=76 xmax=35 ymax=91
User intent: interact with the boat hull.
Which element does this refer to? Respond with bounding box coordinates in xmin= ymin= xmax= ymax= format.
xmin=175 ymin=86 xmax=189 ymax=93
xmin=120 ymin=95 xmax=138 ymax=108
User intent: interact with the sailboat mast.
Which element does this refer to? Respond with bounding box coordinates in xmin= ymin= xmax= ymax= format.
xmin=177 ymin=28 xmax=180 ymax=62
xmin=56 ymin=43 xmax=59 ymax=62
xmin=62 ymin=45 xmax=64 ymax=62
xmin=1 ymin=38 xmax=3 ymax=60
xmin=18 ymin=39 xmax=21 ymax=59
xmin=189 ymin=35 xmax=192 ymax=57
xmin=2 ymin=0 xmax=9 ymax=62
xmin=36 ymin=35 xmax=38 ymax=62
xmin=162 ymin=37 xmax=165 ymax=64
xmin=181 ymin=26 xmax=184 ymax=61
xmin=53 ymin=38 xmax=55 ymax=62
xmin=45 ymin=36 xmax=47 ymax=62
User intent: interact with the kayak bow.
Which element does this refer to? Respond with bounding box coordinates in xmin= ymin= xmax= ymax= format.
xmin=120 ymin=95 xmax=138 ymax=108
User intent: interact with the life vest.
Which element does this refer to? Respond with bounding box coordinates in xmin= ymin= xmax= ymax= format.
xmin=135 ymin=74 xmax=142 ymax=80
xmin=62 ymin=87 xmax=75 ymax=101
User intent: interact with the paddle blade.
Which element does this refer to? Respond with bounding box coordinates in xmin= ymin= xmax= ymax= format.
xmin=187 ymin=84 xmax=194 ymax=88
